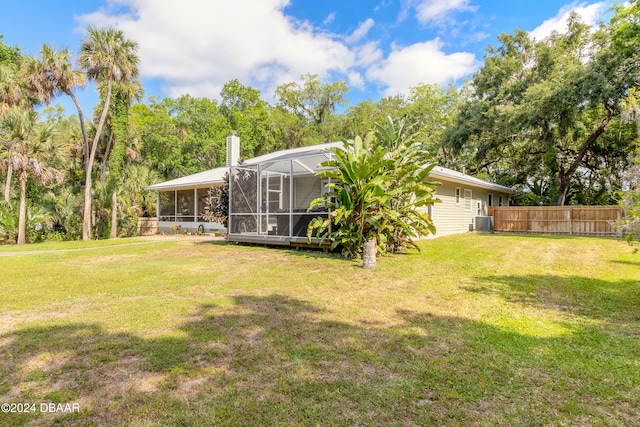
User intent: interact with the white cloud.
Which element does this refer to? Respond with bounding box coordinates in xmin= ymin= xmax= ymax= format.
xmin=323 ymin=12 xmax=336 ymax=25
xmin=354 ymin=41 xmax=383 ymax=67
xmin=366 ymin=39 xmax=478 ymax=96
xmin=76 ymin=0 xmax=353 ymax=99
xmin=345 ymin=18 xmax=375 ymax=44
xmin=75 ymin=0 xmax=482 ymax=102
xmin=416 ymin=0 xmax=473 ymax=24
xmin=529 ymin=1 xmax=607 ymax=41
xmin=347 ymin=71 xmax=365 ymax=90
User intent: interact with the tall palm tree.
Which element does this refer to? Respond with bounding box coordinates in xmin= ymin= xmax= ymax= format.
xmin=27 ymin=45 xmax=89 ymax=169
xmin=1 ymin=62 xmax=33 ymax=202
xmin=0 ymin=108 xmax=62 ymax=244
xmin=0 ymin=62 xmax=29 ymax=113
xmin=78 ymin=26 xmax=139 ymax=240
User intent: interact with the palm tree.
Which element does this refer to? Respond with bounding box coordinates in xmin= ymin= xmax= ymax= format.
xmin=1 ymin=62 xmax=32 ymax=202
xmin=0 ymin=62 xmax=29 ymax=113
xmin=78 ymin=26 xmax=139 ymax=240
xmin=28 ymin=45 xmax=89 ymax=169
xmin=0 ymin=108 xmax=62 ymax=244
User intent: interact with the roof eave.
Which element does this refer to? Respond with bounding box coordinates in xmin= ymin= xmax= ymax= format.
xmin=428 ymin=170 xmax=515 ymax=194
xmin=146 ymin=180 xmax=225 ymax=191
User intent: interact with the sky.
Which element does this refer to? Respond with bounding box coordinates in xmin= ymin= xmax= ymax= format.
xmin=0 ymin=0 xmax=613 ymax=114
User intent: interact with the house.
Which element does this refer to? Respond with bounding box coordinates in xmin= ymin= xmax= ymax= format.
xmin=147 ymin=133 xmax=515 ymax=244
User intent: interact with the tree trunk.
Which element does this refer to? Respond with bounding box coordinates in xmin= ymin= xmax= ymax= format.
xmin=3 ymin=163 xmax=12 ymax=203
xmin=82 ymin=78 xmax=113 ymax=240
xmin=82 ymin=173 xmax=93 ymax=240
xmin=100 ymin=130 xmax=114 ymax=183
xmin=362 ymin=236 xmax=377 ymax=269
xmin=17 ymin=171 xmax=27 ymax=245
xmin=110 ymin=189 xmax=118 ymax=239
xmin=64 ymin=89 xmax=90 ymax=172
xmin=555 ymin=109 xmax=613 ymax=206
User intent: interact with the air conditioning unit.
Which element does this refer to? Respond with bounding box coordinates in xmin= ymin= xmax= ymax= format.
xmin=475 ymin=216 xmax=494 ymax=232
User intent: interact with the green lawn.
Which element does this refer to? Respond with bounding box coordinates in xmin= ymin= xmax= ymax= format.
xmin=0 ymin=234 xmax=638 ymax=426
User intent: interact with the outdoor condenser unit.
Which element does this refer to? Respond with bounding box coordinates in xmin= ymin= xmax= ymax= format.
xmin=475 ymin=216 xmax=494 ymax=232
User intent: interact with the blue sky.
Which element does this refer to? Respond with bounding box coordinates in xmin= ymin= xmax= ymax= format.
xmin=0 ymin=0 xmax=612 ymax=114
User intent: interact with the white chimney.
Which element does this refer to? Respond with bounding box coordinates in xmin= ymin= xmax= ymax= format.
xmin=226 ymin=131 xmax=240 ymax=166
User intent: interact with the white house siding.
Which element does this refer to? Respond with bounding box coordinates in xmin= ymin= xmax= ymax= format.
xmin=427 ymin=181 xmax=510 ymax=238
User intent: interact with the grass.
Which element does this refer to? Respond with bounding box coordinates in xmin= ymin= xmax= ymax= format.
xmin=0 ymin=233 xmax=638 ymax=426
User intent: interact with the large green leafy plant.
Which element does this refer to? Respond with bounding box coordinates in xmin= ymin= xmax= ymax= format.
xmin=307 ymin=117 xmax=440 ymax=268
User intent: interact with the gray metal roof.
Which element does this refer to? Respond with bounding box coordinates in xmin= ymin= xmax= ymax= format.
xmin=147 ymin=141 xmax=514 ymax=194
xmin=429 ymin=166 xmax=515 ymax=193
xmin=146 ymin=142 xmax=341 ymax=191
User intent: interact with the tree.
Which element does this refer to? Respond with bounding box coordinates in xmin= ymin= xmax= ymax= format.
xmin=446 ymin=7 xmax=640 ymax=205
xmin=308 ymin=117 xmax=440 ymax=269
xmin=98 ymin=80 xmax=143 ymax=238
xmin=273 ymin=74 xmax=348 ymax=148
xmin=339 ymin=95 xmax=406 ymax=141
xmin=133 ymin=95 xmax=230 ymax=181
xmin=0 ymin=37 xmax=28 ymax=203
xmin=78 ymin=26 xmax=139 ymax=240
xmin=28 ymin=45 xmax=89 ymax=170
xmin=220 ymin=79 xmax=269 ymax=156
xmin=404 ymin=83 xmax=465 ymax=167
xmin=275 ymin=73 xmax=348 ymax=125
xmin=0 ymin=108 xmax=61 ymax=244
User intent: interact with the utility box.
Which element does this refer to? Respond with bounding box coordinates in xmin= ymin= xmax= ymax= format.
xmin=475 ymin=216 xmax=494 ymax=232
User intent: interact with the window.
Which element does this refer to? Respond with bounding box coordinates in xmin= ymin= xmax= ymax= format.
xmin=455 ymin=187 xmax=461 ymax=205
xmin=498 ymin=195 xmax=503 ymax=206
xmin=159 ymin=191 xmax=176 ymax=221
xmin=176 ymin=190 xmax=195 ymax=221
xmin=464 ymin=189 xmax=472 ymax=212
xmin=487 ymin=193 xmax=493 ymax=207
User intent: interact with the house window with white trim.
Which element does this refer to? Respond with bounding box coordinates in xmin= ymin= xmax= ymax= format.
xmin=455 ymin=187 xmax=461 ymax=205
xmin=487 ymin=193 xmax=493 ymax=207
xmin=464 ymin=189 xmax=472 ymax=212
xmin=498 ymin=195 xmax=503 ymax=206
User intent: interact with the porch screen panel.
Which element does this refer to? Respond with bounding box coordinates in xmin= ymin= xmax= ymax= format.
xmin=196 ymin=188 xmax=209 ymax=222
xmin=159 ymin=191 xmax=176 ymax=221
xmin=230 ymin=166 xmax=258 ymax=233
xmin=176 ymin=190 xmax=195 ymax=222
xmin=260 ymin=171 xmax=287 ymax=236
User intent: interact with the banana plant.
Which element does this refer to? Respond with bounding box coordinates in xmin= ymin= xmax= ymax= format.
xmin=308 ymin=116 xmax=441 ymax=269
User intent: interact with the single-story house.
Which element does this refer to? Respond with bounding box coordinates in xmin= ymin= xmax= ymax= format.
xmin=147 ymin=133 xmax=515 ymax=245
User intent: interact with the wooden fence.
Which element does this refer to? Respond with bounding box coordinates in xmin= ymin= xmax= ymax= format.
xmin=137 ymin=217 xmax=157 ymax=236
xmin=488 ymin=206 xmax=623 ymax=236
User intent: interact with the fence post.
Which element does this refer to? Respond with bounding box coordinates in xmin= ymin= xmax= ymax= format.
xmin=569 ymin=206 xmax=573 ymax=236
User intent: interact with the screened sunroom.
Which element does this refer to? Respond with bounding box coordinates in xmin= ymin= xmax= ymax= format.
xmin=148 ymin=166 xmax=229 ymax=234
xmin=227 ymin=144 xmax=339 ymax=246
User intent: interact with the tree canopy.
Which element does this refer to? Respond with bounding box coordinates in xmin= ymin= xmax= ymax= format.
xmin=445 ymin=3 xmax=640 ymax=205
